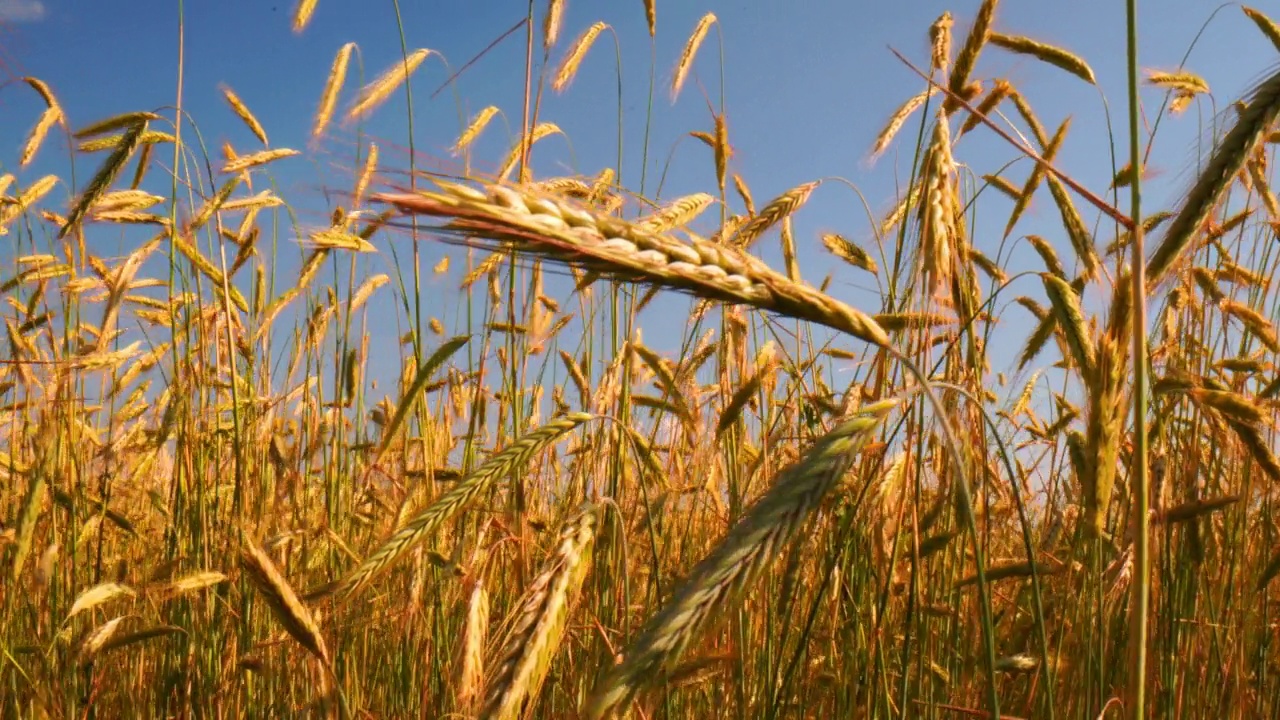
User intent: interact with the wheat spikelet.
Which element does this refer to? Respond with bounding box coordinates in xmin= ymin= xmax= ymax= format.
xmin=1005 ymin=117 xmax=1069 ymax=238
xmin=871 ymin=88 xmax=937 ymax=159
xmin=1010 ymin=91 xmax=1049 ymax=149
xmin=497 ymin=122 xmax=565 ymax=181
xmin=335 ymin=412 xmax=593 ymax=599
xmin=64 ymin=582 xmax=136 ymax=623
xmin=947 ymin=0 xmax=998 ymax=109
xmin=732 ymin=174 xmax=755 ymax=216
xmin=919 ymin=110 xmax=957 ymax=295
xmin=638 ymin=193 xmax=715 ymax=232
xmin=713 ymin=111 xmax=730 ymax=197
xmin=353 ymin=143 xmax=378 ymax=207
xmin=346 ymin=48 xmax=431 ymax=123
xmin=73 ymin=111 xmax=162 ymax=140
xmin=542 ymin=0 xmax=566 ymax=50
xmin=454 ymin=106 xmax=501 ymax=155
xmin=76 ymin=130 xmax=174 ymax=154
xmin=221 ymin=148 xmax=299 ymax=175
xmin=292 ymin=0 xmax=318 ymax=33
xmin=959 ymin=78 xmax=1012 ymax=136
xmin=1244 ymin=6 xmax=1280 ymax=51
xmin=929 ymin=12 xmax=953 ymax=72
xmin=481 ymin=504 xmax=597 ymax=720
xmin=77 ymin=616 xmax=131 ymax=667
xmin=240 ymin=535 xmax=330 ymax=665
xmin=643 ymin=0 xmax=656 ymax=36
xmin=312 ymin=42 xmax=355 ymax=140
xmin=989 ymin=32 xmax=1096 ymax=84
xmin=60 ymin=120 xmax=147 ymax=240
xmin=1221 ymin=299 xmax=1280 ymax=352
xmin=455 ymin=575 xmax=490 ymax=712
xmin=731 ymin=181 xmax=819 ymax=249
xmin=20 ymin=80 xmax=63 ymax=168
xmin=552 ymin=21 xmax=607 ymax=92
xmin=585 ymin=399 xmax=898 ymax=719
xmin=1044 ymin=173 xmax=1100 ymax=279
xmin=1042 ymin=273 xmax=1096 ymax=380
xmin=672 ymin=13 xmax=716 ymax=102
xmin=822 ymin=233 xmax=878 ymax=274
xmin=374 ymin=180 xmax=891 ymax=346
xmin=220 ymin=85 xmax=268 ymax=146
xmin=1149 ymin=67 xmax=1280 ymax=287
xmin=1145 ymin=70 xmax=1209 ymax=95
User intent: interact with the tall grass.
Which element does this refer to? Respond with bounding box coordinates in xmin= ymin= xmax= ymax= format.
xmin=3 ymin=2 xmax=1280 ymax=719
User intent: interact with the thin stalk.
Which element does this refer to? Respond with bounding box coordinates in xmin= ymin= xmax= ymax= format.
xmin=1124 ymin=0 xmax=1151 ymax=717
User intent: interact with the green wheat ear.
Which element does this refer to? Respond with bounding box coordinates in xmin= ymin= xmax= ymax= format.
xmin=585 ymin=398 xmax=899 ymax=719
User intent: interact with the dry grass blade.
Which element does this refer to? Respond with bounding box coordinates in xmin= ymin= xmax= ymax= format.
xmin=374 ymin=181 xmax=890 ymax=347
xmin=346 ymin=48 xmax=431 ymax=123
xmin=313 ymin=42 xmax=355 ymax=140
xmin=481 ymin=504 xmax=597 ymax=720
xmin=336 ymin=412 xmax=593 ymax=599
xmin=585 ymin=399 xmax=898 ymax=719
xmin=1149 ymin=66 xmax=1280 ymax=287
xmin=672 ymin=13 xmax=716 ymax=102
xmin=370 ymin=335 xmax=470 ymax=470
xmin=240 ymin=535 xmax=330 ymax=665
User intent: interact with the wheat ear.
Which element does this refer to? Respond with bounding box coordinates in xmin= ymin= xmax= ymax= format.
xmin=374 ymin=180 xmax=890 ymax=347
xmin=584 ymin=399 xmax=898 ymax=718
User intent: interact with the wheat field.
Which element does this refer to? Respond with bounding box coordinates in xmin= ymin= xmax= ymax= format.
xmin=3 ymin=1 xmax=1280 ymax=718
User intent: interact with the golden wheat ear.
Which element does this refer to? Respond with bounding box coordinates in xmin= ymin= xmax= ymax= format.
xmin=372 ymin=180 xmax=891 ymax=348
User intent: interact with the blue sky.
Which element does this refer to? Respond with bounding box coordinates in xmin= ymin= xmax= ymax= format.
xmin=3 ymin=0 xmax=1279 ymax=409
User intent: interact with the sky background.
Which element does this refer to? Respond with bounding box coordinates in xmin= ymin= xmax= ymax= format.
xmin=2 ymin=0 xmax=1279 ymax=410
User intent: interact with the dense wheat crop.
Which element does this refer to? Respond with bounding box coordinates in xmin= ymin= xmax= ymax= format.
xmin=3 ymin=2 xmax=1280 ymax=718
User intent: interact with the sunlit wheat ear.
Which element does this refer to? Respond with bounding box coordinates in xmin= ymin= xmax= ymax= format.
xmin=1148 ymin=66 xmax=1280 ymax=288
xmin=553 ymin=22 xmax=608 ymax=93
xmin=345 ymin=48 xmax=431 ymax=124
xmin=584 ymin=399 xmax=899 ymax=719
xmin=239 ymin=535 xmax=330 ymax=666
xmin=481 ymin=504 xmax=598 ymax=720
xmin=332 ymin=412 xmax=592 ymax=600
xmin=374 ymin=180 xmax=890 ymax=347
xmin=312 ymin=42 xmax=355 ymax=141
xmin=672 ymin=13 xmax=716 ymax=102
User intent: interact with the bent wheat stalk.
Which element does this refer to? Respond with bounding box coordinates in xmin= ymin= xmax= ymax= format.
xmin=373 ymin=180 xmax=890 ymax=347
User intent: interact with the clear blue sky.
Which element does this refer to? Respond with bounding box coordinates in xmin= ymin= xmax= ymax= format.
xmin=2 ymin=0 xmax=1278 ymax=403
